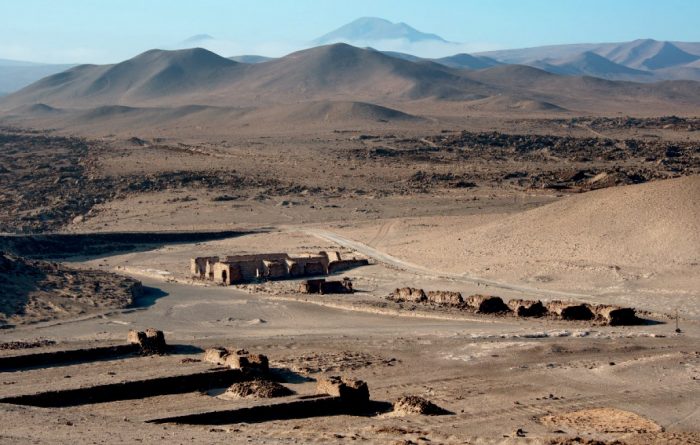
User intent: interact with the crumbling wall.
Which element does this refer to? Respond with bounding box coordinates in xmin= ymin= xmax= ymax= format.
xmin=262 ymin=260 xmax=288 ymax=279
xmin=127 ymin=328 xmax=167 ymax=354
xmin=299 ymin=278 xmax=353 ymax=294
xmin=191 ymin=257 xmax=218 ymax=278
xmin=592 ymin=304 xmax=637 ymax=325
xmin=426 ymin=290 xmax=463 ymax=306
xmin=389 ymin=287 xmax=427 ymax=303
xmin=212 ymin=263 xmax=231 ymax=285
xmin=193 ymin=252 xmax=340 ymax=284
xmin=225 ymin=379 xmax=293 ymax=399
xmin=325 ymin=251 xmax=342 ymax=263
xmin=393 ymin=395 xmax=450 ymax=415
xmin=203 ymin=347 xmax=230 ymax=365
xmin=203 ymin=347 xmax=269 ymax=372
xmin=328 ymin=259 xmax=369 ymax=274
xmin=299 ymin=279 xmax=324 ymax=294
xmin=303 ymin=261 xmax=326 ymax=276
xmin=508 ymin=299 xmax=547 ymax=317
xmin=546 ymin=301 xmax=594 ymax=320
xmin=316 ymin=376 xmax=369 ymax=403
xmin=466 ymin=294 xmax=510 ymax=313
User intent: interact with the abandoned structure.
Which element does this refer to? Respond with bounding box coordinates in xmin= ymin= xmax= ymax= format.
xmin=299 ymin=278 xmax=353 ymax=294
xmin=191 ymin=252 xmax=368 ymax=285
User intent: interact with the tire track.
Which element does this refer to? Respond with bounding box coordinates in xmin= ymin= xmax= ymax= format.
xmin=304 ymin=228 xmax=591 ymax=300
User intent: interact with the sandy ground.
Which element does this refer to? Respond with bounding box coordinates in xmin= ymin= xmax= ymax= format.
xmin=331 ymin=177 xmax=700 ymax=320
xmin=2 ymin=221 xmax=699 ymax=444
xmin=1 ymin=120 xmax=698 ymax=443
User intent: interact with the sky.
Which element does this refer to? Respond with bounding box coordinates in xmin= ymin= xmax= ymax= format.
xmin=1 ymin=0 xmax=699 ymax=64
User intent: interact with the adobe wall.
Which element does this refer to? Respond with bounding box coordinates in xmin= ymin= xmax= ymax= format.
xmin=224 ymin=253 xmax=290 ymax=262
xmin=191 ymin=256 xmax=219 ymax=278
xmin=192 ymin=251 xmax=371 ymax=284
xmin=328 ymin=259 xmax=370 ymax=274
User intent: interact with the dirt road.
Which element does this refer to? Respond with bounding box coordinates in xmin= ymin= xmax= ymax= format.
xmin=304 ymin=227 xmax=591 ymax=299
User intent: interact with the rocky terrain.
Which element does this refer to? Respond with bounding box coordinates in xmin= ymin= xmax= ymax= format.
xmin=554 ymin=115 xmax=700 ymax=132
xmin=0 ymin=128 xmax=283 ymax=232
xmin=352 ymin=129 xmax=699 ymax=192
xmin=0 ymin=252 xmax=142 ymax=327
xmin=1 ymin=124 xmax=698 ymax=234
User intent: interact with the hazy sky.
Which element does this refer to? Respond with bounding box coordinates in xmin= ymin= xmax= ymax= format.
xmin=2 ymin=0 xmax=699 ymax=63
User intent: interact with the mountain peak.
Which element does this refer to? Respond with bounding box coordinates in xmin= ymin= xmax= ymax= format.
xmin=130 ymin=47 xmax=236 ymax=69
xmin=314 ymin=17 xmax=447 ymax=45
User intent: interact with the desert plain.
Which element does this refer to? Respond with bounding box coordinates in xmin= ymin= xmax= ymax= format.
xmin=0 ymin=41 xmax=699 ymax=445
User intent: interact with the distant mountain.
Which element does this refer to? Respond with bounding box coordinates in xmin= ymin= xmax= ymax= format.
xmin=601 ymin=39 xmax=699 ymax=70
xmin=477 ymin=39 xmax=700 ymax=82
xmin=228 ymin=55 xmax=274 ymax=64
xmin=230 ymin=43 xmax=487 ymax=102
xmin=379 ymin=51 xmax=501 ymax=70
xmin=314 ymin=17 xmax=447 ymax=45
xmin=0 ymin=44 xmax=489 ymax=108
xmin=2 ymin=48 xmax=242 ymax=107
xmin=2 ymin=43 xmax=700 ymax=123
xmin=379 ymin=50 xmax=424 ymax=62
xmin=537 ymin=51 xmax=652 ymax=80
xmin=477 ymin=43 xmax=603 ymax=65
xmin=433 ymin=53 xmax=502 ymax=70
xmin=0 ymin=59 xmax=76 ymax=95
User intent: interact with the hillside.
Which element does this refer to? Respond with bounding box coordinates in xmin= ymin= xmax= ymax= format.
xmin=450 ymin=175 xmax=700 ymax=269
xmin=2 ymin=43 xmax=700 ymax=121
xmin=544 ymin=51 xmax=652 ymax=80
xmin=478 ymin=39 xmax=700 ymax=82
xmin=0 ymin=48 xmax=244 ymax=108
xmin=338 ymin=176 xmax=700 ymax=300
xmin=602 ymin=39 xmax=699 ymax=70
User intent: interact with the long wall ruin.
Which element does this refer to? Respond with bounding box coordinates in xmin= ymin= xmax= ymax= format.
xmin=191 ymin=252 xmax=368 ymax=285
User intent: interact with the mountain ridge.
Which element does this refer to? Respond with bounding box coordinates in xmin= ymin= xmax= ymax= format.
xmin=2 ymin=43 xmax=699 ymax=122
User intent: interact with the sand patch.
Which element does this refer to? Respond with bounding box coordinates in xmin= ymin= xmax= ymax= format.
xmin=541 ymin=407 xmax=662 ymax=434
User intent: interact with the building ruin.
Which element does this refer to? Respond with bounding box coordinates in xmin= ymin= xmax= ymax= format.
xmin=191 ymin=251 xmax=368 ymax=285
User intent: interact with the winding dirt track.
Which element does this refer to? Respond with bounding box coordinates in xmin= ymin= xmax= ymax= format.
xmin=304 ymin=227 xmax=591 ymax=300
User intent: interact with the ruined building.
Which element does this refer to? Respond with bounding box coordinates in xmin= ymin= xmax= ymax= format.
xmin=191 ymin=251 xmax=368 ymax=285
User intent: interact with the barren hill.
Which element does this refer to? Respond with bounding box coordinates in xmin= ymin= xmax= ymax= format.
xmin=0 ymin=44 xmax=492 ymax=108
xmin=1 ymin=48 xmax=244 ymax=108
xmin=352 ymin=176 xmax=700 ymax=276
xmin=2 ymin=43 xmax=700 ymax=122
xmin=545 ymin=51 xmax=652 ymax=80
xmin=602 ymin=39 xmax=700 ymax=70
xmin=453 ymin=175 xmax=700 ymax=269
xmin=227 ymin=43 xmax=490 ymax=102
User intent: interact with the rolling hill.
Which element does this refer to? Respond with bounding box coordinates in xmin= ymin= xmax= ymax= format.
xmin=478 ymin=39 xmax=700 ymax=82
xmin=2 ymin=43 xmax=700 ymax=128
xmin=537 ymin=51 xmax=652 ymax=80
xmin=0 ymin=44 xmax=494 ymax=108
xmin=602 ymin=39 xmax=699 ymax=70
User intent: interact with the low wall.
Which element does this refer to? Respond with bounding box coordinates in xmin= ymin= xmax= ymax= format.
xmin=1 ymin=368 xmax=247 ymax=407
